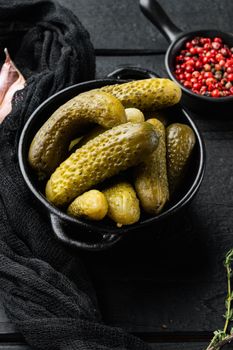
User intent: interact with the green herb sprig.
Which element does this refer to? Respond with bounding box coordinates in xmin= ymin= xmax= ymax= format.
xmin=206 ymin=249 xmax=233 ymax=350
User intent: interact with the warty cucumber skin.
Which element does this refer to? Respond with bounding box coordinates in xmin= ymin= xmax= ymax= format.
xmin=166 ymin=123 xmax=196 ymax=194
xmin=103 ymin=181 xmax=140 ymax=226
xmin=28 ymin=90 xmax=126 ymax=177
xmin=45 ymin=122 xmax=158 ymax=207
xmin=134 ymin=118 xmax=169 ymax=215
xmin=99 ymin=78 xmax=181 ymax=111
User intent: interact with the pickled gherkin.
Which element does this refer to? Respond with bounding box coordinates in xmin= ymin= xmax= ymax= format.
xmin=67 ymin=190 xmax=108 ymax=221
xmin=99 ymin=78 xmax=181 ymax=111
xmin=45 ymin=122 xmax=158 ymax=207
xmin=28 ymin=90 xmax=126 ymax=177
xmin=134 ymin=118 xmax=169 ymax=214
xmin=167 ymin=123 xmax=196 ymax=193
xmin=103 ymin=181 xmax=140 ymax=227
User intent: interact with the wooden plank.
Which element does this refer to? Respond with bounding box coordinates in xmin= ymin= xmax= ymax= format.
xmin=57 ymin=0 xmax=233 ymax=51
xmin=151 ymin=344 xmax=207 ymax=350
xmin=0 ymin=304 xmax=8 ymax=322
xmin=0 ymin=346 xmax=30 ymax=350
xmin=93 ymin=282 xmax=225 ymax=332
xmin=0 ymin=343 xmax=208 ymax=350
xmin=0 ymin=343 xmax=213 ymax=350
xmin=57 ymin=0 xmax=167 ymax=50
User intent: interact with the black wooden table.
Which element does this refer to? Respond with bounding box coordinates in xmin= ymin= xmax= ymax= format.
xmin=1 ymin=1 xmax=233 ymax=349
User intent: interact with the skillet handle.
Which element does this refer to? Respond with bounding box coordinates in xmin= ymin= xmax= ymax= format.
xmin=139 ymin=0 xmax=182 ymax=43
xmin=50 ymin=214 xmax=122 ymax=251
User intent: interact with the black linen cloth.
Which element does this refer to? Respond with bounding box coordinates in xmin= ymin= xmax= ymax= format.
xmin=0 ymin=0 xmax=151 ymax=349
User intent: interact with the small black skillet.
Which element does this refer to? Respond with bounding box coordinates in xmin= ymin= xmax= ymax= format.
xmin=18 ymin=67 xmax=205 ymax=251
xmin=140 ymin=0 xmax=233 ymax=116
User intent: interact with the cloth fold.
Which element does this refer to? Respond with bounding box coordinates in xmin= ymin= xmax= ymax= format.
xmin=0 ymin=0 xmax=151 ymax=349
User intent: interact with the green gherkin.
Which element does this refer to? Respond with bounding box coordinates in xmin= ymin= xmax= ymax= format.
xmin=103 ymin=181 xmax=140 ymax=227
xmin=99 ymin=78 xmax=181 ymax=111
xmin=166 ymin=123 xmax=196 ymax=193
xmin=28 ymin=90 xmax=126 ymax=177
xmin=134 ymin=118 xmax=169 ymax=215
xmin=46 ymin=122 xmax=158 ymax=207
xmin=67 ymin=190 xmax=108 ymax=221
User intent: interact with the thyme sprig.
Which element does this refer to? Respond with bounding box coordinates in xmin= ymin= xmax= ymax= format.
xmin=206 ymin=249 xmax=233 ymax=350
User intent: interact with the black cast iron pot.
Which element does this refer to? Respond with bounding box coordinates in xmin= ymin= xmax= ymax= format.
xmin=18 ymin=67 xmax=205 ymax=251
xmin=140 ymin=0 xmax=233 ymax=116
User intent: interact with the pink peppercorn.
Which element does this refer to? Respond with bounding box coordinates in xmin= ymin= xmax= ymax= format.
xmin=175 ymin=36 xmax=233 ymax=97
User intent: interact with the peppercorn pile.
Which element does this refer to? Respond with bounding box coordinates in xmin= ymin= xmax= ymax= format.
xmin=175 ymin=36 xmax=233 ymax=97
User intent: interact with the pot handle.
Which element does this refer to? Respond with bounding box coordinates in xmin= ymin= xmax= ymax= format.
xmin=50 ymin=214 xmax=122 ymax=251
xmin=107 ymin=66 xmax=159 ymax=80
xmin=139 ymin=0 xmax=182 ymax=43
